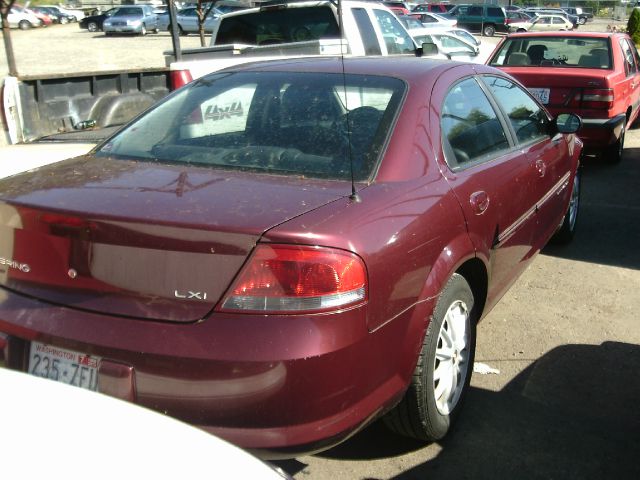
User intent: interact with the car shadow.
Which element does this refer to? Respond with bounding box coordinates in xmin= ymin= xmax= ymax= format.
xmin=277 ymin=342 xmax=640 ymax=479
xmin=542 ymin=147 xmax=640 ymax=270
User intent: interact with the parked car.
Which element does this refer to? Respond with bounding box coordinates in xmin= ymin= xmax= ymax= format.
xmin=506 ymin=11 xmax=534 ymax=32
xmin=562 ymin=7 xmax=590 ymax=25
xmin=79 ymin=8 xmax=117 ymax=32
xmin=157 ymin=6 xmax=223 ymax=34
xmin=523 ymin=8 xmax=578 ymax=29
xmin=410 ymin=29 xmax=479 ymax=59
xmin=411 ymin=3 xmax=454 ymax=14
xmin=382 ymin=0 xmax=410 ymax=15
xmin=30 ymin=6 xmax=67 ymax=24
xmin=445 ymin=26 xmax=480 ymax=46
xmin=527 ymin=14 xmax=575 ymax=32
xmin=0 ymin=368 xmax=291 ymax=479
xmin=411 ymin=11 xmax=457 ymax=28
xmin=5 ymin=7 xmax=42 ymax=29
xmin=25 ymin=7 xmax=54 ymax=26
xmin=444 ymin=3 xmax=508 ymax=36
xmin=487 ymin=31 xmax=640 ymax=163
xmin=40 ymin=4 xmax=85 ymax=21
xmin=0 ymin=56 xmax=582 ymax=458
xmin=103 ymin=5 xmax=159 ymax=36
xmin=38 ymin=5 xmax=79 ymax=22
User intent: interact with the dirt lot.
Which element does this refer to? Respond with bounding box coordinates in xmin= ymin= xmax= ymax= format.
xmin=1 ymin=19 xmax=640 ymax=479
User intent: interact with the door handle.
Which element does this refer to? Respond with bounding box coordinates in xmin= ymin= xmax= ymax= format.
xmin=470 ymin=191 xmax=489 ymax=215
xmin=535 ymin=158 xmax=546 ymax=177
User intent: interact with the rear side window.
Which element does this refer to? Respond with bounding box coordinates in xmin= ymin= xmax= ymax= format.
xmin=468 ymin=6 xmax=482 ymax=16
xmin=483 ymin=76 xmax=548 ymax=145
xmin=487 ymin=7 xmax=504 ymax=18
xmin=441 ymin=78 xmax=509 ymax=169
xmin=214 ymin=6 xmax=340 ymax=45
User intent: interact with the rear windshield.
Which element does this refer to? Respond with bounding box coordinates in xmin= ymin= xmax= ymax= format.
xmin=114 ymin=7 xmax=144 ymax=16
xmin=214 ymin=6 xmax=340 ymax=45
xmin=489 ymin=36 xmax=612 ymax=69
xmin=96 ymin=72 xmax=405 ymax=182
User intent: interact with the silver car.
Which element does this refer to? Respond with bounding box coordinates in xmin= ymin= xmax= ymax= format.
xmin=103 ymin=6 xmax=159 ymax=36
xmin=157 ymin=7 xmax=222 ymax=35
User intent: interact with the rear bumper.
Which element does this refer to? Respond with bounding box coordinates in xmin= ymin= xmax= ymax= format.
xmin=0 ymin=288 xmax=431 ymax=458
xmin=578 ymin=114 xmax=626 ymax=150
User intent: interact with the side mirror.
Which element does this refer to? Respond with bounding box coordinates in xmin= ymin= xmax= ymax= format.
xmin=555 ymin=113 xmax=582 ymax=134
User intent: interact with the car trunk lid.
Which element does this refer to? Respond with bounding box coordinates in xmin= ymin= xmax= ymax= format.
xmin=503 ymin=67 xmax=615 ymax=117
xmin=0 ymin=157 xmax=349 ymax=322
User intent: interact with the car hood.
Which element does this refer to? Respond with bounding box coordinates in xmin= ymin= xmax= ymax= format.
xmin=0 ymin=156 xmax=350 ymax=322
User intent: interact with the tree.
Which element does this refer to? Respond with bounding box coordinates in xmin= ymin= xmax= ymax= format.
xmin=195 ymin=0 xmax=217 ymax=47
xmin=1 ymin=0 xmax=18 ymax=75
xmin=628 ymin=7 xmax=640 ymax=45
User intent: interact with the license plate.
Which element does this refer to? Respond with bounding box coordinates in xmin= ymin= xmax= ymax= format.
xmin=29 ymin=342 xmax=100 ymax=391
xmin=529 ymin=88 xmax=550 ymax=104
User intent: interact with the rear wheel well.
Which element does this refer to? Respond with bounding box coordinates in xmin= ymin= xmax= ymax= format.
xmin=456 ymin=258 xmax=487 ymax=321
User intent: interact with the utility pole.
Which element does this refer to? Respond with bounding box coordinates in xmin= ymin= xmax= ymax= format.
xmin=1 ymin=0 xmax=19 ymax=76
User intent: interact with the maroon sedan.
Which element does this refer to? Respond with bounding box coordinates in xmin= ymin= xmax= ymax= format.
xmin=487 ymin=31 xmax=640 ymax=163
xmin=0 ymin=57 xmax=581 ymax=457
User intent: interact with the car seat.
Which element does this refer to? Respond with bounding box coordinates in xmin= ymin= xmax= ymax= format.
xmin=506 ymin=52 xmax=530 ymax=65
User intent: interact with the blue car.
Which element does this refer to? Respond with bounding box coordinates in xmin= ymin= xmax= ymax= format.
xmin=103 ymin=6 xmax=159 ymax=36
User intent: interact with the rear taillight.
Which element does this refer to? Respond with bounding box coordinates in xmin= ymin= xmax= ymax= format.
xmin=570 ymin=88 xmax=613 ymax=109
xmin=170 ymin=69 xmax=193 ymax=90
xmin=218 ymin=244 xmax=367 ymax=314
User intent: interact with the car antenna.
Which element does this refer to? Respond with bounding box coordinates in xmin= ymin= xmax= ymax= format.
xmin=337 ymin=0 xmax=361 ymax=203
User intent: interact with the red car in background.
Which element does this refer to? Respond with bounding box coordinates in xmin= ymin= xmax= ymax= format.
xmin=412 ymin=3 xmax=454 ymax=14
xmin=0 ymin=57 xmax=582 ymax=458
xmin=487 ymin=31 xmax=640 ymax=163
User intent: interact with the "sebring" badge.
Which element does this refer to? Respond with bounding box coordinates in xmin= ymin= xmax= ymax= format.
xmin=0 ymin=257 xmax=31 ymax=273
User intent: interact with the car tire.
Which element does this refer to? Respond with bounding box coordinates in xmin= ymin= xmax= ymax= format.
xmin=140 ymin=24 xmax=147 ymax=36
xmin=579 ymin=17 xmax=586 ymax=25
xmin=384 ymin=273 xmax=476 ymax=441
xmin=482 ymin=24 xmax=495 ymax=36
xmin=179 ymin=26 xmax=187 ymax=36
xmin=551 ymin=167 xmax=581 ymax=244
xmin=60 ymin=17 xmax=68 ymax=25
xmin=87 ymin=22 xmax=98 ymax=32
xmin=605 ymin=122 xmax=625 ymax=164
xmin=18 ymin=20 xmax=31 ymax=30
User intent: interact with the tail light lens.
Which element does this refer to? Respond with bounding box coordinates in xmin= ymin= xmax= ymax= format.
xmin=218 ymin=244 xmax=367 ymax=314
xmin=170 ymin=69 xmax=193 ymax=90
xmin=570 ymin=88 xmax=613 ymax=109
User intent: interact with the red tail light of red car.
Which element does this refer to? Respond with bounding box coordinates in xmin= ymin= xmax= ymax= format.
xmin=571 ymin=88 xmax=614 ymax=109
xmin=219 ymin=244 xmax=367 ymax=314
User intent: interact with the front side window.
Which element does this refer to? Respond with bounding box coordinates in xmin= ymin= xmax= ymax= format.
xmin=97 ymin=72 xmax=406 ymax=182
xmin=441 ymin=78 xmax=509 ymax=169
xmin=620 ymin=39 xmax=638 ymax=76
xmin=352 ymin=8 xmax=382 ymax=55
xmin=483 ymin=76 xmax=548 ymax=144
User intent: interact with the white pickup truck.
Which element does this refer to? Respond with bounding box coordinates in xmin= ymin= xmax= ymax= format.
xmin=167 ymin=0 xmax=435 ymax=87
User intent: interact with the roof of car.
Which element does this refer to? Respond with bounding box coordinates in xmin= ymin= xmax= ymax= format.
xmin=506 ymin=31 xmax=623 ymax=39
xmin=216 ymin=56 xmax=466 ymax=83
